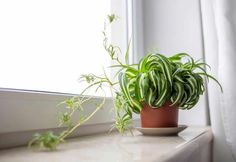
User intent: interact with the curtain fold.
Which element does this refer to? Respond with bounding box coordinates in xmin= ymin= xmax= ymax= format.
xmin=214 ymin=0 xmax=236 ymax=160
xmin=201 ymin=0 xmax=236 ymax=161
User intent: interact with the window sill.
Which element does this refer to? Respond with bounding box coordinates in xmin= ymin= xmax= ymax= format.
xmin=0 ymin=126 xmax=212 ymax=162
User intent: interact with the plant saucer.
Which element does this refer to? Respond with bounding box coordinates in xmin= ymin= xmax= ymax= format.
xmin=136 ymin=125 xmax=187 ymax=136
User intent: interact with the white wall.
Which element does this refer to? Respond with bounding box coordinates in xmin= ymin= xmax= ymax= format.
xmin=134 ymin=0 xmax=209 ymax=126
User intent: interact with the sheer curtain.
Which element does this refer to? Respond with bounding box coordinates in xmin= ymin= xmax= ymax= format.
xmin=201 ymin=0 xmax=236 ymax=161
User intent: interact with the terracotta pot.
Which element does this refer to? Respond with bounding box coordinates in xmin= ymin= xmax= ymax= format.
xmin=140 ymin=102 xmax=179 ymax=128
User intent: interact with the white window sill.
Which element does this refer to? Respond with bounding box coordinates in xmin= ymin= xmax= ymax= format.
xmin=0 ymin=126 xmax=212 ymax=162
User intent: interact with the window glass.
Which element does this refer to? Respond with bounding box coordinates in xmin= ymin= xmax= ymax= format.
xmin=0 ymin=0 xmax=111 ymax=95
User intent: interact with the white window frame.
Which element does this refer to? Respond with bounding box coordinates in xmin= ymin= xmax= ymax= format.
xmin=0 ymin=0 xmax=139 ymax=148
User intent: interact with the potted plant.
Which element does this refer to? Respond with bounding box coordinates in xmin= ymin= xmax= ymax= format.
xmin=29 ymin=14 xmax=222 ymax=150
xmin=118 ymin=52 xmax=222 ymax=128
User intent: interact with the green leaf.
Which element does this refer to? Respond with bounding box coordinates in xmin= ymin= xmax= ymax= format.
xmin=145 ymin=88 xmax=156 ymax=106
xmin=125 ymin=68 xmax=139 ymax=78
xmin=197 ymin=72 xmax=223 ymax=92
xmin=154 ymin=80 xmax=168 ymax=107
xmin=108 ymin=14 xmax=116 ymax=23
xmin=119 ymin=73 xmax=142 ymax=112
xmin=148 ymin=70 xmax=158 ymax=89
xmin=156 ymin=54 xmax=173 ymax=86
xmin=125 ymin=39 xmax=132 ymax=65
xmin=138 ymin=54 xmax=150 ymax=72
xmin=168 ymin=53 xmax=190 ymax=62
xmin=28 ymin=132 xmax=61 ymax=150
xmin=171 ymin=82 xmax=184 ymax=106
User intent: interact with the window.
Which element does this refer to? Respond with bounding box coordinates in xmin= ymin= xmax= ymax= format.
xmin=0 ymin=0 xmax=112 ymax=95
xmin=0 ymin=0 xmax=131 ymax=137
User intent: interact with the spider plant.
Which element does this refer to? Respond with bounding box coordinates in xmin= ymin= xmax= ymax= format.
xmin=29 ymin=14 xmax=222 ymax=150
xmin=118 ymin=53 xmax=222 ymax=111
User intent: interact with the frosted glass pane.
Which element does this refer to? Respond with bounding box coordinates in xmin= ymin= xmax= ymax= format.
xmin=0 ymin=0 xmax=111 ymax=95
